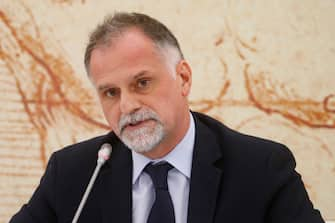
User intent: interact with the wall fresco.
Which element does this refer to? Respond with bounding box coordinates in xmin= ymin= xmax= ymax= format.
xmin=0 ymin=0 xmax=334 ymax=222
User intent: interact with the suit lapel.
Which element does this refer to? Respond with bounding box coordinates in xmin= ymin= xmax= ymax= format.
xmin=187 ymin=116 xmax=223 ymax=223
xmin=99 ymin=136 xmax=133 ymax=223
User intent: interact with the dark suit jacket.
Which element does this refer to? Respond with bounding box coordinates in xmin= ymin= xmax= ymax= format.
xmin=10 ymin=112 xmax=324 ymax=223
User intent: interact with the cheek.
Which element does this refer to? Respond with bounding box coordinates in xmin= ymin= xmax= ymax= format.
xmin=150 ymin=93 xmax=180 ymax=121
xmin=100 ymin=102 xmax=120 ymax=131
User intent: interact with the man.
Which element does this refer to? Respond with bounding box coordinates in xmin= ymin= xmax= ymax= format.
xmin=10 ymin=12 xmax=324 ymax=223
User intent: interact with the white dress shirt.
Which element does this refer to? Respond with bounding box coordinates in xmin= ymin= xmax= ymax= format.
xmin=132 ymin=113 xmax=195 ymax=223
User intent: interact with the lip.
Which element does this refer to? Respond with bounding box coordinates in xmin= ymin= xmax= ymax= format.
xmin=123 ymin=119 xmax=155 ymax=132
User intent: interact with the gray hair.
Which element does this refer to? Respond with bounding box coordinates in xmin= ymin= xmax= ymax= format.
xmin=84 ymin=12 xmax=184 ymax=75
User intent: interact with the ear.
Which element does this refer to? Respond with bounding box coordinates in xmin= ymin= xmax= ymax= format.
xmin=176 ymin=60 xmax=192 ymax=97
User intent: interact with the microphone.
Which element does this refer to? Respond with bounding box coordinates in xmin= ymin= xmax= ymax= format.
xmin=71 ymin=143 xmax=112 ymax=223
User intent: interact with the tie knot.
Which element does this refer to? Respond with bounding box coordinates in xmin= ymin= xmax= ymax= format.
xmin=144 ymin=162 xmax=173 ymax=190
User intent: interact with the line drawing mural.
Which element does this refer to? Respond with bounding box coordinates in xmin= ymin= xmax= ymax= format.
xmin=0 ymin=0 xmax=334 ymax=222
xmin=0 ymin=1 xmax=108 ymax=221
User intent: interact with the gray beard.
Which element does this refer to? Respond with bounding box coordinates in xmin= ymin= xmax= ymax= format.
xmin=120 ymin=122 xmax=165 ymax=153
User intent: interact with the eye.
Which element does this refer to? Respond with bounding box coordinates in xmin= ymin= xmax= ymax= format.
xmin=104 ymin=88 xmax=119 ymax=98
xmin=137 ymin=78 xmax=151 ymax=89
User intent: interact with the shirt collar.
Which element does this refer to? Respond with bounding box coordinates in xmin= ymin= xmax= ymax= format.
xmin=132 ymin=113 xmax=195 ymax=184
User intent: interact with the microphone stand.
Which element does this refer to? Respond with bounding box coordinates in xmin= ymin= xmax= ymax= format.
xmin=71 ymin=143 xmax=112 ymax=223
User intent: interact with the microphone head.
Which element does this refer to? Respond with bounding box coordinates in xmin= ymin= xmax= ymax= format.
xmin=97 ymin=143 xmax=112 ymax=164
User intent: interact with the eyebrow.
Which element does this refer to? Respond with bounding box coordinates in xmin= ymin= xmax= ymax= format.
xmin=133 ymin=71 xmax=148 ymax=80
xmin=98 ymin=84 xmax=113 ymax=92
xmin=97 ymin=70 xmax=149 ymax=92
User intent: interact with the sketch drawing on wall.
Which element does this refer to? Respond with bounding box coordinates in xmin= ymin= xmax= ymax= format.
xmin=0 ymin=0 xmax=334 ymax=222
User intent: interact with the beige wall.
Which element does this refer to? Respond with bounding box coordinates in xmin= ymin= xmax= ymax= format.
xmin=0 ymin=0 xmax=334 ymax=222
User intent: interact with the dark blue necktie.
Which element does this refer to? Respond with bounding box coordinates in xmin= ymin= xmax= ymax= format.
xmin=144 ymin=162 xmax=175 ymax=223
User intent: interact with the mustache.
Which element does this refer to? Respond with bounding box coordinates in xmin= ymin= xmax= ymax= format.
xmin=118 ymin=109 xmax=160 ymax=132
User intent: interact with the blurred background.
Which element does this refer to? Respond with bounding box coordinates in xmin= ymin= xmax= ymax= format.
xmin=0 ymin=0 xmax=334 ymax=222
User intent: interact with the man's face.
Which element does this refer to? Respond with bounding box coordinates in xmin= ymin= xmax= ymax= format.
xmin=89 ymin=28 xmax=192 ymax=158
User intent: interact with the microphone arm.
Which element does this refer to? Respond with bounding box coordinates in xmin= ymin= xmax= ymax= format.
xmin=71 ymin=143 xmax=112 ymax=223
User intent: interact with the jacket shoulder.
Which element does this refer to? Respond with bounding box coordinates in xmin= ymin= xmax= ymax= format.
xmin=53 ymin=134 xmax=108 ymax=159
xmin=192 ymin=111 xmax=293 ymax=163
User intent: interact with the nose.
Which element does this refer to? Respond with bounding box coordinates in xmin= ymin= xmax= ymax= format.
xmin=119 ymin=91 xmax=141 ymax=115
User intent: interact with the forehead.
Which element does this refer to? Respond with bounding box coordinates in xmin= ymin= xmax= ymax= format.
xmin=88 ymin=29 xmax=168 ymax=85
xmin=97 ymin=29 xmax=160 ymax=59
xmin=92 ymin=29 xmax=163 ymax=65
